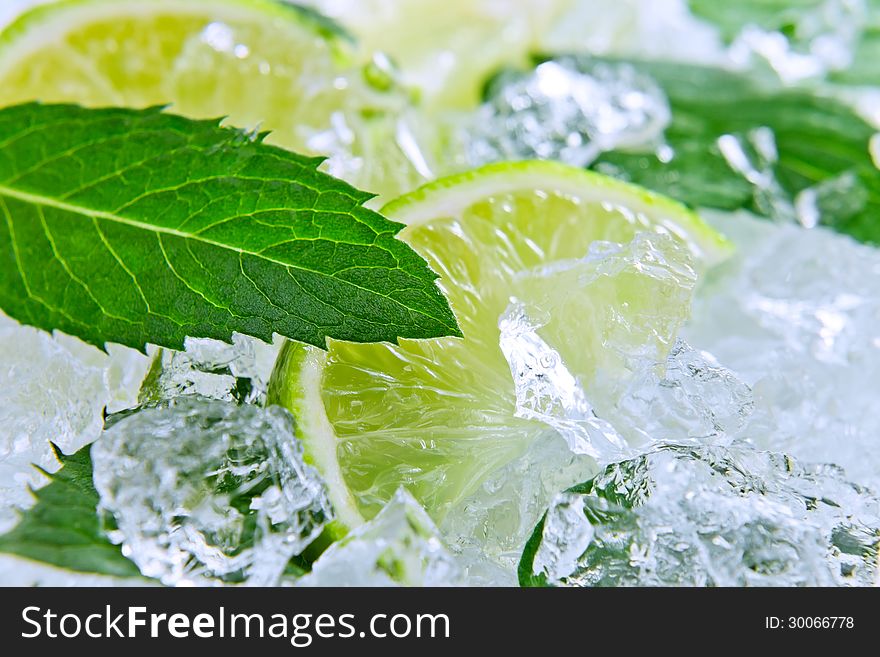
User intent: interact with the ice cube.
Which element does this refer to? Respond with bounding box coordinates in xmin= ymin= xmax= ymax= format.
xmin=299 ymin=488 xmax=462 ymax=587
xmin=91 ymin=397 xmax=331 ymax=586
xmin=465 ymin=57 xmax=670 ymax=168
xmin=527 ymin=445 xmax=879 ymax=587
xmin=0 ymin=314 xmax=148 ymax=531
xmin=139 ymin=334 xmax=281 ymax=406
xmin=683 ymin=211 xmax=880 ymax=490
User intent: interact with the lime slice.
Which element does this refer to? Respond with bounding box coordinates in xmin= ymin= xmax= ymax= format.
xmin=268 ymin=161 xmax=731 ymax=534
xmin=308 ymin=0 xmax=576 ymax=109
xmin=0 ymin=0 xmax=423 ymax=197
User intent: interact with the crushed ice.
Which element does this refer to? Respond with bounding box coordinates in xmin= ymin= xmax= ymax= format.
xmin=529 ymin=445 xmax=879 ymax=586
xmin=0 ymin=313 xmax=148 ymax=532
xmin=503 ymin=212 xmax=880 ymax=588
xmin=684 ymin=211 xmax=880 ymax=491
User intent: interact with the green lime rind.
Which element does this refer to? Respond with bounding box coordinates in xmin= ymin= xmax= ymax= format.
xmin=383 ymin=160 xmax=733 ymax=268
xmin=0 ymin=0 xmax=352 ymax=55
xmin=517 ymin=511 xmax=551 ymax=587
xmin=268 ymin=340 xmax=365 ymax=536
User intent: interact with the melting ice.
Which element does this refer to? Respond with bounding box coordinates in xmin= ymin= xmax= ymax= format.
xmin=92 ymin=398 xmax=331 ymax=586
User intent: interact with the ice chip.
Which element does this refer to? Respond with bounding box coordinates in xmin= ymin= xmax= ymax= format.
xmin=793 ymin=171 xmax=867 ymax=230
xmin=299 ymin=488 xmax=462 ymax=587
xmin=527 ymin=446 xmax=880 ymax=587
xmin=441 ymin=431 xmax=599 ymax=585
xmin=139 ymin=334 xmax=281 ymax=406
xmin=91 ymin=398 xmax=332 ymax=586
xmin=683 ymin=211 xmax=880 ymax=490
xmin=0 ymin=314 xmax=148 ymax=531
xmin=466 ymin=57 xmax=670 ymax=168
xmin=531 ymin=492 xmax=595 ymax=582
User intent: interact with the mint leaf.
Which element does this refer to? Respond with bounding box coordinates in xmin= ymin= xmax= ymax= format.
xmin=0 ymin=103 xmax=460 ymax=352
xmin=582 ymin=59 xmax=880 ymax=243
xmin=0 ymin=443 xmax=141 ymax=578
xmin=518 ymin=513 xmax=550 ymax=587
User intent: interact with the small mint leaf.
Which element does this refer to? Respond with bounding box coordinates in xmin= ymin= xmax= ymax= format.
xmin=0 ymin=443 xmax=141 ymax=578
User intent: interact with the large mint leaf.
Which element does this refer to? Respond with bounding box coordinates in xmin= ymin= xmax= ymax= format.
xmin=0 ymin=443 xmax=141 ymax=578
xmin=0 ymin=103 xmax=460 ymax=352
xmin=583 ymin=59 xmax=880 ymax=243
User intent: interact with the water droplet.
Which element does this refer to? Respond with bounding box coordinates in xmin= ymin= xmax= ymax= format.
xmin=200 ymin=22 xmax=234 ymax=53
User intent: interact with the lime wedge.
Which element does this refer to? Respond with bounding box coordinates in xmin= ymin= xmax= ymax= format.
xmin=268 ymin=161 xmax=731 ymax=534
xmin=309 ymin=0 xmax=576 ymax=109
xmin=0 ymin=0 xmax=422 ymax=197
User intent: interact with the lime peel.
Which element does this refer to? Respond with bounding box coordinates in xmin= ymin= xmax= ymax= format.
xmin=384 ymin=160 xmax=733 ymax=267
xmin=268 ymin=344 xmax=364 ymax=535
